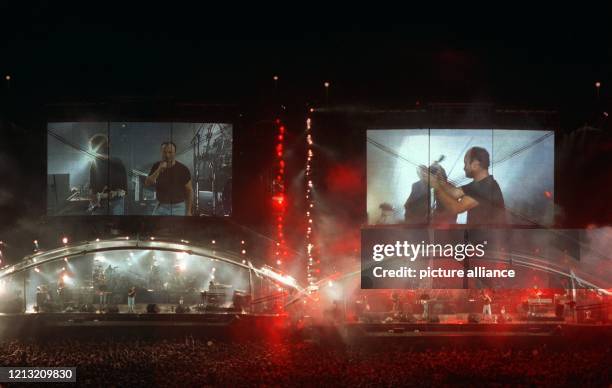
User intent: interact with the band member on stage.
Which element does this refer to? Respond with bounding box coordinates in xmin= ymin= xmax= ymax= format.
xmin=98 ymin=275 xmax=108 ymax=307
xmin=57 ymin=274 xmax=66 ymax=307
xmin=145 ymin=141 xmax=193 ymax=216
xmin=481 ymin=290 xmax=493 ymax=321
xmin=88 ymin=134 xmax=128 ymax=215
xmin=419 ymin=147 xmax=506 ymax=225
xmin=35 ymin=286 xmax=48 ymax=312
xmin=127 ymin=286 xmax=136 ymax=313
xmin=391 ymin=290 xmax=401 ymax=312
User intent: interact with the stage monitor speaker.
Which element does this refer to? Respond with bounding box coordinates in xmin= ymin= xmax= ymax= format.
xmin=80 ymin=304 xmax=96 ymax=313
xmin=105 ymin=305 xmax=119 ymax=313
xmin=175 ymin=305 xmax=190 ymax=314
xmin=398 ymin=313 xmax=416 ymax=323
xmin=147 ymin=303 xmax=159 ymax=313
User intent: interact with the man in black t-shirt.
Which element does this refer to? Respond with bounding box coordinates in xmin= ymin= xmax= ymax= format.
xmin=420 ymin=147 xmax=505 ymax=225
xmin=88 ymin=134 xmax=127 ymax=215
xmin=145 ymin=141 xmax=193 ymax=216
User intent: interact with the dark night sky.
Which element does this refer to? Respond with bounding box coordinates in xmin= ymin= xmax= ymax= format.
xmin=0 ymin=5 xmax=610 ymax=112
xmin=0 ymin=4 xmax=610 ymax=243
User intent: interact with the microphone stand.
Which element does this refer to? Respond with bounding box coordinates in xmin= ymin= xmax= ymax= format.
xmin=193 ymin=132 xmax=201 ymax=214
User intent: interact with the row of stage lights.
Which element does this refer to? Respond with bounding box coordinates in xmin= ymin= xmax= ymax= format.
xmin=273 ymin=119 xmax=287 ymax=268
xmin=22 ymin=236 xmax=250 ymax=265
xmin=305 ymin=116 xmax=320 ymax=287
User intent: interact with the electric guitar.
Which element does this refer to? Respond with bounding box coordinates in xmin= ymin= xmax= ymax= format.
xmin=88 ymin=188 xmax=127 ymax=213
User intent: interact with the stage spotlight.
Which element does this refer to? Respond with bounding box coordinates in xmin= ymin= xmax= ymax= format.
xmin=595 ymin=81 xmax=601 ymax=88
xmin=273 ymin=75 xmax=279 ymax=81
xmin=276 ymin=260 xmax=282 ymax=265
xmin=241 ymin=249 xmax=246 ymax=254
xmin=62 ymin=237 xmax=68 ymax=245
xmin=212 ymin=240 xmax=216 ymax=244
xmin=324 ymin=81 xmax=330 ymax=88
xmin=34 ymin=267 xmax=40 ymax=273
xmin=4 ymin=75 xmax=10 ymax=81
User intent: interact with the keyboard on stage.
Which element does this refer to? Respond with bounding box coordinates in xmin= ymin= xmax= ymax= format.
xmin=527 ymin=298 xmax=553 ymax=305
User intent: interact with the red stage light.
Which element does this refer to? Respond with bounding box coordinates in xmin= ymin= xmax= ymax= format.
xmin=272 ymin=194 xmax=285 ymax=206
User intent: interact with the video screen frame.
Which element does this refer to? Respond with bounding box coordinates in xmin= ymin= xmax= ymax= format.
xmin=46 ymin=121 xmax=233 ymax=217
xmin=366 ymin=126 xmax=556 ymax=227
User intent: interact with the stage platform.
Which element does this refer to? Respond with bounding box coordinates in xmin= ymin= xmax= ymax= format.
xmin=1 ymin=308 xmax=610 ymax=346
xmin=323 ymin=320 xmax=612 ymax=348
xmin=0 ymin=307 xmax=288 ymax=340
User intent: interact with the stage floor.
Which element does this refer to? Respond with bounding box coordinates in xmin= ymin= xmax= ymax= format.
xmin=0 ymin=308 xmax=610 ymax=343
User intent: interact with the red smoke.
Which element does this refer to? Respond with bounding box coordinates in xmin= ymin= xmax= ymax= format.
xmin=325 ymin=165 xmax=362 ymax=193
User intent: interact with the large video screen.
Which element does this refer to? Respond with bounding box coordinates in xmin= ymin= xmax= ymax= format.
xmin=367 ymin=129 xmax=554 ymax=226
xmin=47 ymin=122 xmax=232 ymax=216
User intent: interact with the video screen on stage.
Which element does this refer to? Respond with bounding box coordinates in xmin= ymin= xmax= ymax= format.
xmin=47 ymin=122 xmax=232 ymax=216
xmin=367 ymin=129 xmax=555 ymax=226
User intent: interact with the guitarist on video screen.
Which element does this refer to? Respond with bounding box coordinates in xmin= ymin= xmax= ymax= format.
xmin=88 ymin=134 xmax=128 ymax=215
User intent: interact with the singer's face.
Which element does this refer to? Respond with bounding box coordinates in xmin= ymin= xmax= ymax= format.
xmin=161 ymin=144 xmax=176 ymax=162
